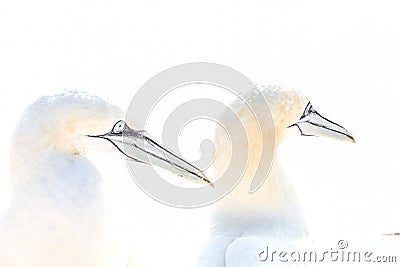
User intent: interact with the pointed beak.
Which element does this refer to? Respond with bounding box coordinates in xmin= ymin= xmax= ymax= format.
xmin=87 ymin=128 xmax=213 ymax=187
xmin=288 ymin=103 xmax=355 ymax=143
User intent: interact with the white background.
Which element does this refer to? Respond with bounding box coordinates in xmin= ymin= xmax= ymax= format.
xmin=1 ymin=0 xmax=400 ymax=266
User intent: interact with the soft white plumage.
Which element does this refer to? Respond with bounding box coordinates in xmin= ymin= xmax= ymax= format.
xmin=197 ymin=86 xmax=354 ymax=267
xmin=0 ymin=91 xmax=130 ymax=267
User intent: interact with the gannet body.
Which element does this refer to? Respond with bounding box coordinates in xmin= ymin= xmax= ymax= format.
xmin=197 ymin=86 xmax=354 ymax=267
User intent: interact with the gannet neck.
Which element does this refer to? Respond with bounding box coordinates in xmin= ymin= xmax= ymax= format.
xmin=211 ymin=86 xmax=309 ymax=238
xmin=214 ymin=159 xmax=306 ymax=239
xmin=9 ymin=91 xmax=121 ymax=188
xmin=215 ymin=159 xmax=296 ymax=214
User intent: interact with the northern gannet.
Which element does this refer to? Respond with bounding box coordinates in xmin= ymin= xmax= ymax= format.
xmin=197 ymin=86 xmax=355 ymax=267
xmin=0 ymin=91 xmax=208 ymax=267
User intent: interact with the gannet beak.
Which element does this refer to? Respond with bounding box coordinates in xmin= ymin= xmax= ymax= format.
xmin=288 ymin=102 xmax=355 ymax=143
xmin=87 ymin=121 xmax=213 ymax=187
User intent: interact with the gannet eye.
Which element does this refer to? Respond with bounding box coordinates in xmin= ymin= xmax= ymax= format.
xmin=112 ymin=120 xmax=126 ymax=134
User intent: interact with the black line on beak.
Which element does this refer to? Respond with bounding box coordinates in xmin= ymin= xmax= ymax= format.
xmin=287 ymin=123 xmax=316 ymax=137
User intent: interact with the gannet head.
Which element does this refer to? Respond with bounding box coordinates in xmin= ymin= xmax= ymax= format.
xmin=214 ymin=86 xmax=354 ymax=198
xmin=10 ymin=91 xmax=122 ymax=187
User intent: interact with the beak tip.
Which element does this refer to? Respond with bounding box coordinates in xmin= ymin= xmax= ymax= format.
xmin=347 ymin=132 xmax=356 ymax=143
xmin=200 ymin=175 xmax=214 ymax=188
